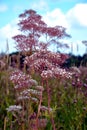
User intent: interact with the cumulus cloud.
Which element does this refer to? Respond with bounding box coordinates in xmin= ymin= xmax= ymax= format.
xmin=0 ymin=19 xmax=20 ymax=39
xmin=66 ymin=3 xmax=87 ymax=28
xmin=0 ymin=19 xmax=20 ymax=53
xmin=0 ymin=4 xmax=8 ymax=12
xmin=43 ymin=9 xmax=69 ymax=28
xmin=42 ymin=3 xmax=87 ymax=55
xmin=43 ymin=3 xmax=87 ymax=29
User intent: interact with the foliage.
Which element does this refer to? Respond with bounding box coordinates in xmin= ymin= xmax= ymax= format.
xmin=0 ymin=9 xmax=87 ymax=130
xmin=0 ymin=70 xmax=15 ymax=129
xmin=62 ymin=53 xmax=87 ymax=68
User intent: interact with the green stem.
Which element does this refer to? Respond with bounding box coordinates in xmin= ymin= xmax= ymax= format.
xmin=46 ymin=79 xmax=56 ymax=130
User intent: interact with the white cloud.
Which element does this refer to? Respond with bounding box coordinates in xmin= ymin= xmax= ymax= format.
xmin=0 ymin=19 xmax=20 ymax=39
xmin=0 ymin=4 xmax=8 ymax=12
xmin=0 ymin=3 xmax=87 ymax=55
xmin=43 ymin=3 xmax=87 ymax=29
xmin=66 ymin=3 xmax=87 ymax=27
xmin=0 ymin=19 xmax=20 ymax=53
xmin=42 ymin=3 xmax=87 ymax=55
xmin=43 ymin=9 xmax=69 ymax=28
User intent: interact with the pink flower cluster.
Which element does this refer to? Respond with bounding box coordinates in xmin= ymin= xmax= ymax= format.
xmin=10 ymin=69 xmax=44 ymax=102
xmin=13 ymin=34 xmax=38 ymax=52
xmin=24 ymin=50 xmax=72 ymax=79
xmin=41 ymin=68 xmax=72 ymax=79
xmin=41 ymin=70 xmax=53 ymax=79
xmin=6 ymin=105 xmax=22 ymax=112
xmin=51 ymin=67 xmax=72 ymax=79
xmin=25 ymin=50 xmax=68 ymax=67
xmin=10 ymin=69 xmax=37 ymax=91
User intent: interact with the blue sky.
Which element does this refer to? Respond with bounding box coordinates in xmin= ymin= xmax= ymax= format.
xmin=0 ymin=0 xmax=87 ymax=55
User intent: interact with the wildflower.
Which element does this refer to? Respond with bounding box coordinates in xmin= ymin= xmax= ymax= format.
xmin=10 ymin=69 xmax=31 ymax=85
xmin=10 ymin=69 xmax=38 ymax=91
xmin=30 ymin=59 xmax=53 ymax=73
xmin=30 ymin=97 xmax=38 ymax=103
xmin=28 ymin=79 xmax=38 ymax=86
xmin=83 ymin=83 xmax=87 ymax=88
xmin=52 ymin=67 xmax=72 ymax=79
xmin=35 ymin=85 xmax=44 ymax=91
xmin=17 ymin=95 xmax=30 ymax=101
xmin=41 ymin=70 xmax=53 ymax=79
xmin=24 ymin=50 xmax=69 ymax=74
xmin=21 ymin=89 xmax=42 ymax=97
xmin=72 ymin=82 xmax=76 ymax=86
xmin=6 ymin=105 xmax=22 ymax=112
xmin=29 ymin=89 xmax=42 ymax=96
xmin=40 ymin=105 xmax=52 ymax=112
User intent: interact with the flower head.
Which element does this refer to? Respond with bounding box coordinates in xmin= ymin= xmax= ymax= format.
xmin=6 ymin=105 xmax=22 ymax=112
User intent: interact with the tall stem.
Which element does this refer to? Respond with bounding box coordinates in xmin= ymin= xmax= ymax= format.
xmin=4 ymin=117 xmax=7 ymax=130
xmin=21 ymin=100 xmax=25 ymax=130
xmin=35 ymin=91 xmax=43 ymax=130
xmin=46 ymin=79 xmax=56 ymax=130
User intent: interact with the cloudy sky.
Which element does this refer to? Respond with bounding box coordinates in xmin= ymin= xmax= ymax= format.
xmin=0 ymin=0 xmax=87 ymax=55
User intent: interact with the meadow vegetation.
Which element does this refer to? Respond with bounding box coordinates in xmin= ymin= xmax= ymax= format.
xmin=0 ymin=9 xmax=87 ymax=130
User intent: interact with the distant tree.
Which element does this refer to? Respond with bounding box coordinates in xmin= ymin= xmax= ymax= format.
xmin=62 ymin=53 xmax=87 ymax=68
xmin=12 ymin=9 xmax=70 ymax=54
